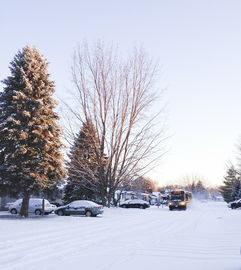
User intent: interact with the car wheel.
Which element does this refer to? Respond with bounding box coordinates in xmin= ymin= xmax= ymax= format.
xmin=10 ymin=208 xmax=17 ymax=215
xmin=169 ymin=207 xmax=173 ymax=211
xmin=139 ymin=205 xmax=144 ymax=209
xmin=35 ymin=209 xmax=42 ymax=215
xmin=85 ymin=211 xmax=92 ymax=217
xmin=57 ymin=210 xmax=64 ymax=216
xmin=122 ymin=205 xmax=127 ymax=208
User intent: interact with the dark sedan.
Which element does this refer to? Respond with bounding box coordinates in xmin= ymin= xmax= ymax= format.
xmin=229 ymin=199 xmax=241 ymax=209
xmin=55 ymin=200 xmax=104 ymax=217
xmin=119 ymin=199 xmax=150 ymax=209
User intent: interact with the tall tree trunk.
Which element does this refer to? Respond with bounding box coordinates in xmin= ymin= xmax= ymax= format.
xmin=99 ymin=168 xmax=107 ymax=206
xmin=107 ymin=188 xmax=114 ymax=207
xmin=20 ymin=193 xmax=30 ymax=217
xmin=100 ymin=188 xmax=106 ymax=207
xmin=113 ymin=190 xmax=122 ymax=206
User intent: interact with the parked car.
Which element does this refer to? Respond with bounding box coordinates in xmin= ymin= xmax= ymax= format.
xmin=228 ymin=199 xmax=241 ymax=209
xmin=55 ymin=200 xmax=104 ymax=217
xmin=9 ymin=198 xmax=56 ymax=215
xmin=119 ymin=199 xmax=150 ymax=209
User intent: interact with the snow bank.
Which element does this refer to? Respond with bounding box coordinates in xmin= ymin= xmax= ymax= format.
xmin=0 ymin=201 xmax=240 ymax=270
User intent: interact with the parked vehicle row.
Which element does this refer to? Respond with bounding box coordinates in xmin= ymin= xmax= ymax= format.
xmin=7 ymin=199 xmax=104 ymax=217
xmin=7 ymin=198 xmax=151 ymax=217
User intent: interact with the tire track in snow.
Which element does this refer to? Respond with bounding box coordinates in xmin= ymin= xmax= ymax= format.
xmin=1 ymin=202 xmax=241 ymax=270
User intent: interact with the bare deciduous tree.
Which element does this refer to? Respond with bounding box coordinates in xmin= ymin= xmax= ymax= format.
xmin=128 ymin=176 xmax=158 ymax=193
xmin=65 ymin=42 xmax=166 ymax=206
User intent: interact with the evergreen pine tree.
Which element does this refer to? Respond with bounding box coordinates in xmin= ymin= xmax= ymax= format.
xmin=0 ymin=46 xmax=66 ymax=216
xmin=64 ymin=119 xmax=103 ymax=203
xmin=220 ymin=165 xmax=237 ymax=202
xmin=231 ymin=178 xmax=241 ymax=200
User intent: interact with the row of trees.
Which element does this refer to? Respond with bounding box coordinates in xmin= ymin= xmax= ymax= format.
xmin=64 ymin=119 xmax=158 ymax=205
xmin=63 ymin=43 xmax=165 ymax=206
xmin=0 ymin=43 xmax=166 ymax=215
xmin=220 ymin=165 xmax=241 ymax=202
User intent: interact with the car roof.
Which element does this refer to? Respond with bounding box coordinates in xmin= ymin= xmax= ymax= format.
xmin=13 ymin=198 xmax=49 ymax=203
xmin=71 ymin=200 xmax=93 ymax=203
xmin=70 ymin=200 xmax=98 ymax=205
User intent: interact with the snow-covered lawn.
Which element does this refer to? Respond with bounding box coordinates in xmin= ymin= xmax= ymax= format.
xmin=0 ymin=201 xmax=240 ymax=270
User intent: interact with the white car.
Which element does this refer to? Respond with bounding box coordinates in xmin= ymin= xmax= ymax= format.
xmin=9 ymin=198 xmax=55 ymax=215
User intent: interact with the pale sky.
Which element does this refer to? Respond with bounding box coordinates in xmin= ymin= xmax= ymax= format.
xmin=1 ymin=0 xmax=241 ymax=186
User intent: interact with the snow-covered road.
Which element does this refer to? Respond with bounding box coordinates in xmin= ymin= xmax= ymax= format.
xmin=0 ymin=201 xmax=240 ymax=270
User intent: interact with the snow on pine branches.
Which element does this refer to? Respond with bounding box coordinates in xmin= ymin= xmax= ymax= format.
xmin=64 ymin=119 xmax=104 ymax=203
xmin=0 ymin=46 xmax=66 ymax=216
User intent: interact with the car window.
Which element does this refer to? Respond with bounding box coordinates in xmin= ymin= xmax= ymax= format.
xmin=70 ymin=200 xmax=97 ymax=207
xmin=79 ymin=201 xmax=89 ymax=207
xmin=30 ymin=199 xmax=43 ymax=206
xmin=123 ymin=200 xmax=130 ymax=204
xmin=13 ymin=199 xmax=22 ymax=205
xmin=30 ymin=199 xmax=40 ymax=204
xmin=129 ymin=200 xmax=140 ymax=204
xmin=69 ymin=202 xmax=78 ymax=207
xmin=130 ymin=200 xmax=137 ymax=203
xmin=86 ymin=201 xmax=99 ymax=207
xmin=69 ymin=201 xmax=85 ymax=207
xmin=29 ymin=199 xmax=50 ymax=206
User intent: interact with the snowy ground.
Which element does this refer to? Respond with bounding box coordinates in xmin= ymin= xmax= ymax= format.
xmin=0 ymin=201 xmax=240 ymax=270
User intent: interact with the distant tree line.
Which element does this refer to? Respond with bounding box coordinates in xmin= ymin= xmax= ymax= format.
xmin=220 ymin=165 xmax=241 ymax=203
